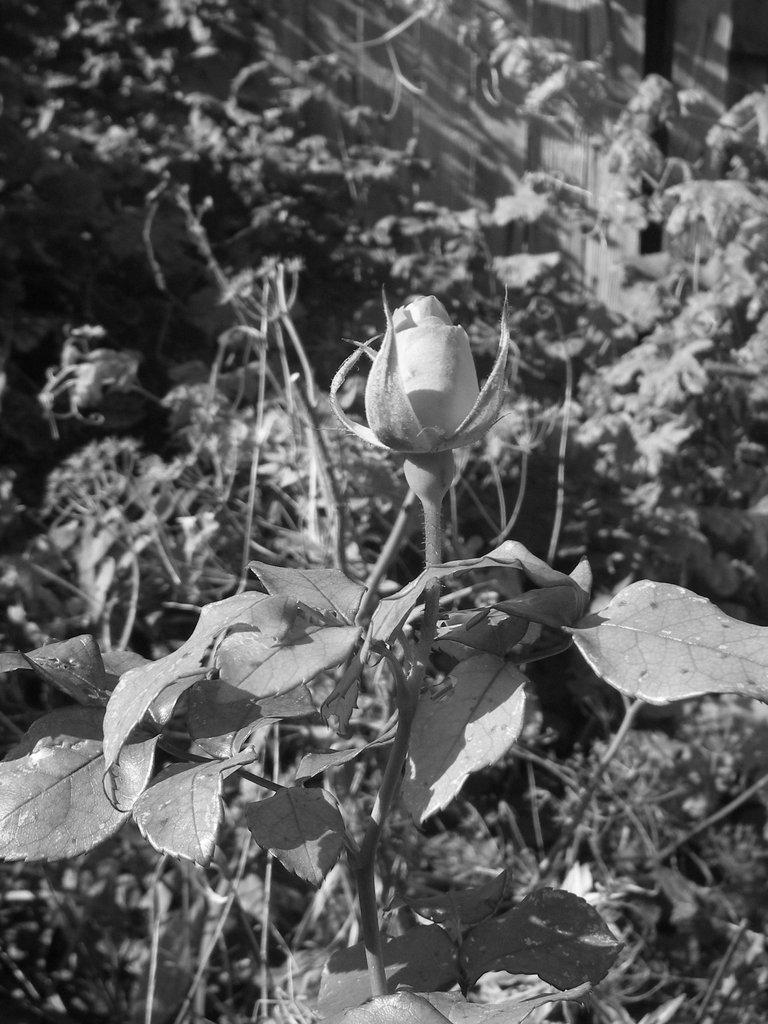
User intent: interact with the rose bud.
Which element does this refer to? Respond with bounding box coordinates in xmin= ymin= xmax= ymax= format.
xmin=330 ymin=294 xmax=511 ymax=455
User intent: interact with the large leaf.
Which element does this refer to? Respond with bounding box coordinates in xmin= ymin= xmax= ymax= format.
xmin=216 ymin=623 xmax=360 ymax=697
xmin=323 ymin=986 xmax=593 ymax=1024
xmin=22 ymin=635 xmax=116 ymax=706
xmin=245 ymin=787 xmax=346 ymax=885
xmin=371 ymin=542 xmax=589 ymax=643
xmin=403 ymin=654 xmax=527 ymax=823
xmin=0 ymin=707 xmax=155 ymax=860
xmin=250 ymin=561 xmax=366 ymax=624
xmin=318 ymin=925 xmax=457 ymax=1018
xmin=570 ymin=580 xmax=768 ymax=704
xmin=103 ymin=591 xmax=292 ymax=768
xmin=133 ymin=751 xmax=255 ymax=865
xmin=460 ymin=889 xmax=621 ymax=989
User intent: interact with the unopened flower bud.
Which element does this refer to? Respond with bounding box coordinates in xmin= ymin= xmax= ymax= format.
xmin=330 ymin=294 xmax=512 ymax=455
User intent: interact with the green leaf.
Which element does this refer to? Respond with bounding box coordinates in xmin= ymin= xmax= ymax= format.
xmin=371 ymin=542 xmax=589 ymax=644
xmin=0 ymin=651 xmax=35 ymax=673
xmin=249 ymin=562 xmax=366 ymax=624
xmin=569 ymin=580 xmax=768 ymax=704
xmin=245 ymin=787 xmax=346 ymax=885
xmin=103 ymin=591 xmax=292 ymax=769
xmin=460 ymin=889 xmax=621 ymax=989
xmin=216 ymin=623 xmax=360 ymax=696
xmin=322 ymin=987 xmax=594 ymax=1024
xmin=403 ymin=654 xmax=527 ymax=823
xmin=295 ymin=728 xmax=393 ymax=782
xmin=318 ymin=925 xmax=457 ymax=1018
xmin=494 ymin=583 xmax=591 ymax=628
xmin=421 ymin=987 xmax=593 ymax=1023
xmin=0 ymin=708 xmax=154 ymax=860
xmin=489 ymin=185 xmax=550 ymax=226
xmin=493 ymin=252 xmax=562 ymax=289
xmin=133 ymin=751 xmax=255 ymax=865
xmin=23 ymin=634 xmax=116 ymax=706
xmin=188 ymin=678 xmax=317 ymax=758
xmin=435 ymin=612 xmax=529 ymax=661
xmin=322 ymin=991 xmax=451 ymax=1024
xmin=401 ymin=870 xmax=507 ymax=928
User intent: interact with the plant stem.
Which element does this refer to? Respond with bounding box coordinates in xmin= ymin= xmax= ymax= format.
xmin=354 ymin=488 xmax=444 ymax=998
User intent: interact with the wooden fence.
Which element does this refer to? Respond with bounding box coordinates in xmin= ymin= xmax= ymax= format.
xmin=262 ymin=0 xmax=750 ymax=307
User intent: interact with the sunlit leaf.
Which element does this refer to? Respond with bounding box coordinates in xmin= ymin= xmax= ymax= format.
xmin=216 ymin=623 xmax=360 ymax=696
xmin=493 ymin=252 xmax=562 ymax=289
xmin=103 ymin=591 xmax=292 ymax=769
xmin=570 ymin=580 xmax=768 ymax=704
xmin=322 ymin=986 xmax=593 ymax=1024
xmin=460 ymin=889 xmax=621 ymax=988
xmin=245 ymin=787 xmax=346 ymax=885
xmin=23 ymin=634 xmax=116 ymax=706
xmin=133 ymin=751 xmax=255 ymax=865
xmin=489 ymin=185 xmax=550 ymax=226
xmin=322 ymin=991 xmax=451 ymax=1024
xmin=249 ymin=562 xmax=366 ymax=624
xmin=403 ymin=654 xmax=527 ymax=823
xmin=0 ymin=707 xmax=154 ymax=860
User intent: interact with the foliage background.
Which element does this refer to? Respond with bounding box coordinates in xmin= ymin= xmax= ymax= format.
xmin=2 ymin=1 xmax=768 ymax=1021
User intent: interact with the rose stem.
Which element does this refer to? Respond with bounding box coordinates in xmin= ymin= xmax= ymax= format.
xmin=355 ymin=488 xmax=444 ymax=998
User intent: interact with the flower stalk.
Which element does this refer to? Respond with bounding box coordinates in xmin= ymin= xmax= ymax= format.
xmin=334 ymin=295 xmax=510 ymax=1000
xmin=354 ymin=456 xmax=447 ymax=998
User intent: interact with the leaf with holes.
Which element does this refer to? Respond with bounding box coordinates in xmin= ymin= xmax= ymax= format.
xmin=460 ymin=889 xmax=621 ymax=989
xmin=245 ymin=787 xmax=346 ymax=885
xmin=403 ymin=654 xmax=527 ymax=823
xmin=133 ymin=750 xmax=255 ymax=865
xmin=318 ymin=925 xmax=457 ymax=1018
xmin=0 ymin=707 xmax=156 ymax=860
xmin=569 ymin=580 xmax=768 ymax=704
xmin=103 ymin=591 xmax=294 ymax=769
xmin=249 ymin=562 xmax=366 ymax=624
xmin=22 ymin=634 xmax=116 ymax=706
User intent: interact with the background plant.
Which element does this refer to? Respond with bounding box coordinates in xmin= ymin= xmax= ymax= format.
xmin=3 ymin=0 xmax=768 ymax=1021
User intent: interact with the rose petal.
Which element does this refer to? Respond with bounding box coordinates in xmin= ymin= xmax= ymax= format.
xmin=395 ymin=320 xmax=479 ymax=435
xmin=364 ymin=302 xmax=436 ymax=452
xmin=393 ymin=295 xmax=453 ymax=330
